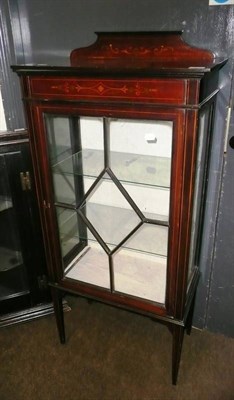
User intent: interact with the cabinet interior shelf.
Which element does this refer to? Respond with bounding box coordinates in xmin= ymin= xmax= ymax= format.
xmin=52 ymin=148 xmax=171 ymax=189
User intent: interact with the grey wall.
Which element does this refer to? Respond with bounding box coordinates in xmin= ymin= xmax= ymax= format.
xmin=206 ymin=80 xmax=234 ymax=336
xmin=1 ymin=0 xmax=233 ymax=335
xmin=11 ymin=0 xmax=233 ymax=64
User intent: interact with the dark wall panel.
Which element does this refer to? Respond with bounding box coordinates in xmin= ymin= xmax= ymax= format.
xmin=206 ymin=88 xmax=234 ymax=337
xmin=13 ymin=0 xmax=232 ymax=64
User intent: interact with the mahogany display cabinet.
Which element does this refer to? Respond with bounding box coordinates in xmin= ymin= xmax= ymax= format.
xmin=12 ymin=32 xmax=226 ymax=384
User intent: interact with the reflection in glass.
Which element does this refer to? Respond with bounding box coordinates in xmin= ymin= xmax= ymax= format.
xmin=187 ymin=108 xmax=211 ymax=285
xmin=56 ymin=207 xmax=80 ymax=258
xmin=0 ymin=154 xmax=28 ymax=300
xmin=45 ymin=115 xmax=104 ymax=205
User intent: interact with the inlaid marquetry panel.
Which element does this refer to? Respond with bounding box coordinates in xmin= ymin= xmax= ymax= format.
xmin=29 ymin=77 xmax=186 ymax=105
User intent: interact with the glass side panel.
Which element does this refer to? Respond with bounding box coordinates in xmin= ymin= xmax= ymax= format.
xmin=52 ymin=149 xmax=103 ymax=179
xmin=46 ymin=116 xmax=73 ymax=164
xmin=56 ymin=207 xmax=80 ymax=258
xmin=51 ymin=116 xmax=104 ymax=179
xmin=0 ymin=154 xmax=28 ymax=301
xmin=109 ymin=119 xmax=172 ymax=221
xmin=45 ymin=115 xmax=104 ymax=205
xmin=187 ymin=108 xmax=211 ymax=285
xmin=45 ymin=116 xmax=76 ymax=205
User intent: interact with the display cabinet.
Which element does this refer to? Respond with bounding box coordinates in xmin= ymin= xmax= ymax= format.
xmin=0 ymin=131 xmax=52 ymax=326
xmin=12 ymin=32 xmax=226 ymax=384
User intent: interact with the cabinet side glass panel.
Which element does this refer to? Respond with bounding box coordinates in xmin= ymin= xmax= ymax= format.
xmin=56 ymin=207 xmax=80 ymax=258
xmin=46 ymin=115 xmax=104 ymax=204
xmin=187 ymin=107 xmax=212 ymax=286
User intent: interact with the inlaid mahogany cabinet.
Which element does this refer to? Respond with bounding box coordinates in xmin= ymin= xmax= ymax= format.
xmin=13 ymin=32 xmax=226 ymax=384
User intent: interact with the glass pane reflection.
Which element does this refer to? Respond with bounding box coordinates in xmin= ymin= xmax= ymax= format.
xmin=0 ymin=154 xmax=28 ymax=300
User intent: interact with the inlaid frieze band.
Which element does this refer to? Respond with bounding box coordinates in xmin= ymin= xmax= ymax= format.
xmin=30 ymin=78 xmax=186 ymax=104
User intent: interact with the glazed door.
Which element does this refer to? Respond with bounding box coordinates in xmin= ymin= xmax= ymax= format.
xmin=34 ymin=106 xmax=185 ymax=313
xmin=0 ymin=149 xmax=30 ymax=312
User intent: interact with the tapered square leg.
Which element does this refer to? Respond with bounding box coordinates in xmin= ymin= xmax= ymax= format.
xmin=51 ymin=287 xmax=66 ymax=344
xmin=172 ymin=324 xmax=185 ymax=385
xmin=186 ymin=294 xmax=196 ymax=336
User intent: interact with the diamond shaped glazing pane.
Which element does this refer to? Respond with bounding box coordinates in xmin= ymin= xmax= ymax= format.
xmin=79 ymin=173 xmax=141 ymax=249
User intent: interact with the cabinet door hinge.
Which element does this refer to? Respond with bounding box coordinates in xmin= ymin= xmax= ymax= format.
xmin=43 ymin=200 xmax=51 ymax=209
xmin=37 ymin=274 xmax=48 ymax=290
xmin=20 ymin=171 xmax=31 ymax=191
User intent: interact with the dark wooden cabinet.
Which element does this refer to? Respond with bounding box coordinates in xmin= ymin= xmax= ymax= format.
xmin=0 ymin=131 xmax=52 ymax=326
xmin=12 ymin=32 xmax=226 ymax=384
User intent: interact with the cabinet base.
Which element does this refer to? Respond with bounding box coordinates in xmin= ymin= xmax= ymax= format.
xmin=51 ymin=285 xmax=196 ymax=385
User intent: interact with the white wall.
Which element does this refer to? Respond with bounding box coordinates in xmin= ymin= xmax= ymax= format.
xmin=0 ymin=88 xmax=7 ymax=131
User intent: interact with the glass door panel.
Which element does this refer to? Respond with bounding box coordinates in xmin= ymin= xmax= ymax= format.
xmin=122 ymin=184 xmax=170 ymax=221
xmin=64 ymin=235 xmax=110 ymax=289
xmin=79 ymin=172 xmax=142 ymax=249
xmin=109 ymin=119 xmax=172 ymax=221
xmin=109 ymin=119 xmax=172 ymax=184
xmin=44 ymin=114 xmax=173 ymax=305
xmin=112 ymin=223 xmax=168 ymax=303
xmin=113 ymin=249 xmax=167 ymax=303
xmin=120 ymin=223 xmax=168 ymax=257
